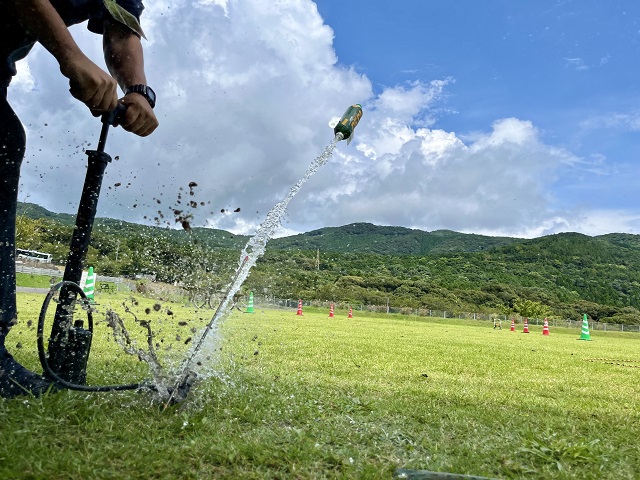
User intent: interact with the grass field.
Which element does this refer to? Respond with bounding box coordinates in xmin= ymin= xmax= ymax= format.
xmin=16 ymin=272 xmax=57 ymax=289
xmin=1 ymin=292 xmax=638 ymax=479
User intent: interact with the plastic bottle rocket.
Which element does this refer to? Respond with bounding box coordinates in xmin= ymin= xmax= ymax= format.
xmin=334 ymin=104 xmax=363 ymax=144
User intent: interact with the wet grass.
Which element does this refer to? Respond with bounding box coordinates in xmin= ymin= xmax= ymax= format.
xmin=1 ymin=295 xmax=639 ymax=479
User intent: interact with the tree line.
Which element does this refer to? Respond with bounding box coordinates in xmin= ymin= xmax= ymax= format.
xmin=15 ymin=214 xmax=640 ymax=325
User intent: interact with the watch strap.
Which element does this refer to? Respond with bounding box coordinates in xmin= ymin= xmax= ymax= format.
xmin=125 ymin=84 xmax=156 ymax=108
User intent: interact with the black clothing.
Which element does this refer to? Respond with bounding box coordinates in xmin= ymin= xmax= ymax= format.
xmin=0 ymin=85 xmax=55 ymax=398
xmin=0 ymin=0 xmax=144 ymax=86
xmin=0 ymin=85 xmax=25 ymax=335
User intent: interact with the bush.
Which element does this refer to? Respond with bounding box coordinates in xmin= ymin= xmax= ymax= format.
xmin=600 ymin=312 xmax=640 ymax=325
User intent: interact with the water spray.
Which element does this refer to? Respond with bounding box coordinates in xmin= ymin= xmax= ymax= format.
xmin=163 ymin=104 xmax=363 ymax=409
xmin=10 ymin=103 xmax=361 ymax=405
xmin=162 ymin=255 xmax=249 ymax=408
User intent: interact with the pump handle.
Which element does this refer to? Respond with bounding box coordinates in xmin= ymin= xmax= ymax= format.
xmin=97 ymin=104 xmax=127 ymax=152
xmin=102 ymin=103 xmax=127 ymax=126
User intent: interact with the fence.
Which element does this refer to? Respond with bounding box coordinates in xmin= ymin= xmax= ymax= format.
xmin=250 ymin=295 xmax=640 ymax=334
xmin=15 ymin=264 xmax=62 ymax=277
xmin=14 ymin=266 xmax=640 ymax=334
xmin=15 ymin=264 xmax=130 ymax=291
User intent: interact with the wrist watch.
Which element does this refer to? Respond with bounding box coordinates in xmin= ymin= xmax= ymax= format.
xmin=125 ymin=85 xmax=156 ymax=108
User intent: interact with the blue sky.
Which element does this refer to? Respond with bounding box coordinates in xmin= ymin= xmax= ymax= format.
xmin=316 ymin=0 xmax=640 ymax=217
xmin=12 ymin=0 xmax=640 ymax=237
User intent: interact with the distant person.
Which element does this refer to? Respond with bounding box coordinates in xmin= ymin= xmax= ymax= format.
xmin=1 ymin=0 xmax=158 ymax=398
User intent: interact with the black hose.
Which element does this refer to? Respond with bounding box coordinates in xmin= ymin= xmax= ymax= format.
xmin=37 ymin=281 xmax=146 ymax=392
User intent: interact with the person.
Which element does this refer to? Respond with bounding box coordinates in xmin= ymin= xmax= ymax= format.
xmin=0 ymin=0 xmax=158 ymax=398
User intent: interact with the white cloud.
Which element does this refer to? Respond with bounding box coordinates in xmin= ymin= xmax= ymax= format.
xmin=198 ymin=0 xmax=229 ymax=14
xmin=296 ymin=113 xmax=576 ymax=236
xmin=563 ymin=54 xmax=612 ymax=72
xmin=373 ymin=79 xmax=449 ymax=124
xmin=468 ymin=211 xmax=640 ymax=239
xmin=571 ymin=210 xmax=640 ymax=236
xmin=8 ymin=0 xmax=639 ymax=240
xmin=580 ymin=111 xmax=640 ymax=132
xmin=564 ymin=57 xmax=589 ymax=71
xmin=12 ymin=59 xmax=35 ymax=92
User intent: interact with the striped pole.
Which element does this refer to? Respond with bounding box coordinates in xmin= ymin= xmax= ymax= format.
xmin=83 ymin=266 xmax=95 ymax=302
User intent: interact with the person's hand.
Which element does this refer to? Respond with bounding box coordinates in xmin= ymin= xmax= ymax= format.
xmin=118 ymin=92 xmax=159 ymax=137
xmin=59 ymin=52 xmax=118 ymax=112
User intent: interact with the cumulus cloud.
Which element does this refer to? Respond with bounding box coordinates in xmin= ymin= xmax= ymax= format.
xmin=297 ymin=113 xmax=579 ymax=237
xmin=9 ymin=0 xmax=638 ymax=239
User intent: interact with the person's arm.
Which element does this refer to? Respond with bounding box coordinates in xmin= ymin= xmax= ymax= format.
xmin=103 ymin=21 xmax=158 ymax=137
xmin=6 ymin=0 xmax=118 ymax=111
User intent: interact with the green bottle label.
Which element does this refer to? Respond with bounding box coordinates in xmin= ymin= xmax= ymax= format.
xmin=334 ymin=104 xmax=363 ymax=140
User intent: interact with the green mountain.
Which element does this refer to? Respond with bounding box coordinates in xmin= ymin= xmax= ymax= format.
xmin=17 ymin=203 xmax=519 ymax=255
xmin=16 ymin=202 xmax=640 ymax=258
xmin=269 ymin=222 xmax=519 ymax=255
xmin=17 ymin=202 xmax=247 ymax=250
xmin=94 ymin=218 xmax=247 ymax=250
xmin=17 ymin=202 xmax=76 ymax=225
xmin=14 ymin=202 xmax=640 ymax=323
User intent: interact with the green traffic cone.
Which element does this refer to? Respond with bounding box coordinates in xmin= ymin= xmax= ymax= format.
xmin=578 ymin=313 xmax=591 ymax=341
xmin=246 ymin=291 xmax=255 ymax=313
xmin=83 ymin=266 xmax=95 ymax=303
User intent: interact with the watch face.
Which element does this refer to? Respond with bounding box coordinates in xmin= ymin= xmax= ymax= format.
xmin=146 ymin=87 xmax=156 ymax=104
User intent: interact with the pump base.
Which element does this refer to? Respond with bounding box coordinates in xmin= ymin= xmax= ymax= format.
xmin=167 ymin=370 xmax=197 ymax=405
xmin=0 ymin=346 xmax=58 ymax=398
xmin=148 ymin=371 xmax=198 ymax=407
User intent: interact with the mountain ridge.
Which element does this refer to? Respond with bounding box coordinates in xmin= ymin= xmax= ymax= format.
xmin=16 ymin=202 xmax=525 ymax=254
xmin=17 ymin=202 xmax=639 ymax=256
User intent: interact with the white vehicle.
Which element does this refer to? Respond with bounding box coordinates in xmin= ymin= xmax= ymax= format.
xmin=16 ymin=248 xmax=53 ymax=264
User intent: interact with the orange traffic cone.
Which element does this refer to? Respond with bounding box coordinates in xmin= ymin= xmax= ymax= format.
xmin=348 ymin=307 xmax=353 ymax=318
xmin=329 ymin=303 xmax=335 ymax=318
xmin=296 ymin=299 xmax=303 ymax=316
xmin=510 ymin=319 xmax=516 ymax=331
xmin=523 ymin=318 xmax=530 ymax=333
xmin=542 ymin=318 xmax=550 ymax=336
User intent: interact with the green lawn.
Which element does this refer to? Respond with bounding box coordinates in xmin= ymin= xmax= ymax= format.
xmin=15 ymin=272 xmax=57 ymax=289
xmin=1 ymin=294 xmax=638 ymax=479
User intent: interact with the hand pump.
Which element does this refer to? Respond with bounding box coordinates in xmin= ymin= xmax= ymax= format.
xmin=47 ymin=106 xmax=125 ymax=384
xmin=34 ymin=106 xmax=195 ymax=403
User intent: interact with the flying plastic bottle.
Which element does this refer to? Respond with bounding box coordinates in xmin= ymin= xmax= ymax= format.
xmin=334 ymin=104 xmax=363 ymax=144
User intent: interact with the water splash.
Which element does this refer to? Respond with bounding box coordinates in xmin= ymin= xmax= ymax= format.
xmin=104 ymin=308 xmax=170 ymax=398
xmin=161 ymin=134 xmax=343 ymax=404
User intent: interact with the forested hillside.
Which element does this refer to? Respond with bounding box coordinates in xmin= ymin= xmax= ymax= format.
xmin=269 ymin=223 xmax=518 ymax=254
xmin=15 ymin=203 xmax=640 ymax=324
